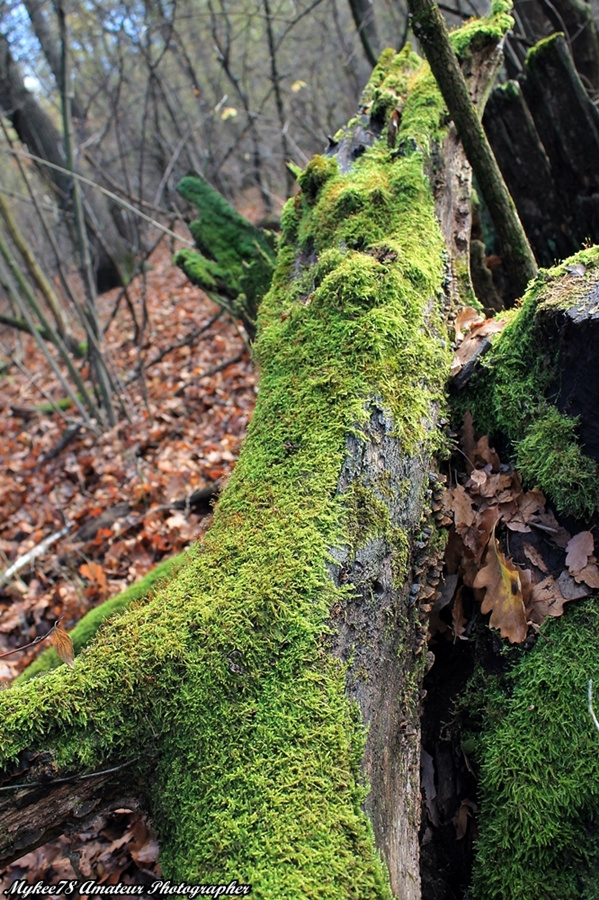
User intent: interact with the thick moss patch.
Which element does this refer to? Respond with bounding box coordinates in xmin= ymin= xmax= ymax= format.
xmin=458 ymin=246 xmax=599 ymax=517
xmin=471 ymin=600 xmax=599 ymax=899
xmin=174 ymin=175 xmax=277 ymax=335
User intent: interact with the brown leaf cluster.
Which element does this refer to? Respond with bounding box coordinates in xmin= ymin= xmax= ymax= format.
xmin=435 ymin=415 xmax=598 ymax=644
xmin=450 ymin=309 xmax=506 ymax=378
xmin=0 ymin=810 xmax=159 ymax=894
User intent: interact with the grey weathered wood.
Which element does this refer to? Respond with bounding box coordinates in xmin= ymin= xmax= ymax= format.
xmin=485 ymin=35 xmax=599 ymax=268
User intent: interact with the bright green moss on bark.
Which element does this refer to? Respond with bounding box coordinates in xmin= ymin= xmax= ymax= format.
xmin=449 ymin=0 xmax=514 ymax=59
xmin=18 ymin=555 xmax=182 ymax=682
xmin=525 ymin=31 xmax=563 ymax=69
xmin=471 ymin=600 xmax=599 ymax=899
xmin=0 ymin=20 xmax=509 ymax=892
xmin=458 ymin=246 xmax=599 ymax=518
xmin=174 ymin=175 xmax=277 ymax=336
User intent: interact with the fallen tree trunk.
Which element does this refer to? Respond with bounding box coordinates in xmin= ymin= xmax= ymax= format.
xmin=0 ymin=10 xmax=508 ymax=897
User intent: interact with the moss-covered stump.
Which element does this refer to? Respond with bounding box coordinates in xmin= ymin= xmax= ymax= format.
xmin=453 ymin=246 xmax=599 ymax=898
xmin=456 ymin=245 xmax=599 ymax=519
xmin=0 ymin=10 xmax=510 ymax=897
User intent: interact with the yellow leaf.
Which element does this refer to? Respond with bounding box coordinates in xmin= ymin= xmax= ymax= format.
xmin=220 ymin=107 xmax=238 ymax=120
xmin=473 ymin=526 xmax=527 ymax=643
xmin=291 ymin=80 xmax=307 ymax=93
xmin=51 ymin=623 xmax=75 ymax=668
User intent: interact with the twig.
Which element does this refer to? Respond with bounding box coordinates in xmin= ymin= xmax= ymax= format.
xmin=589 ymin=680 xmax=599 ymax=734
xmin=3 ymin=147 xmax=193 ymax=247
xmin=0 ymin=621 xmax=58 ymax=660
xmin=0 ymin=524 xmax=72 ymax=590
xmin=407 ymin=0 xmax=538 ymax=295
xmin=0 ymin=757 xmax=138 ymax=790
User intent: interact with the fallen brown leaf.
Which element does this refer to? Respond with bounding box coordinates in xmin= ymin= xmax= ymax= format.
xmin=50 ymin=622 xmax=75 ymax=668
xmin=461 ymin=411 xmax=477 ymax=468
xmin=522 ymin=542 xmax=548 ymax=574
xmin=573 ymin=559 xmax=599 ymax=589
xmin=448 ymin=485 xmax=476 ymax=530
xmin=455 ymin=306 xmax=485 ymax=340
xmin=557 ymin=570 xmax=592 ymax=600
xmin=565 ymin=531 xmax=594 ymax=575
xmin=473 ymin=527 xmax=527 ymax=643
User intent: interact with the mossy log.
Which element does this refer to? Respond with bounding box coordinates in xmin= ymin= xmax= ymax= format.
xmin=457 ymin=245 xmax=599 ymax=519
xmin=453 ymin=248 xmax=599 ymax=897
xmin=0 ymin=13 xmax=508 ymax=899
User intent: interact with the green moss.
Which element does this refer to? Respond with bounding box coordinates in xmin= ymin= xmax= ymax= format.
xmin=0 ymin=16 xmax=506 ymax=893
xmin=18 ymin=555 xmax=182 ymax=682
xmin=458 ymin=247 xmax=599 ymax=517
xmin=472 ymin=600 xmax=599 ymax=899
xmin=526 ymin=31 xmax=564 ymax=69
xmin=174 ymin=175 xmax=277 ymax=333
xmin=518 ymin=407 xmax=599 ymax=518
xmin=449 ymin=0 xmax=514 ymax=59
xmin=296 ymin=155 xmax=339 ymax=204
xmin=496 ymin=78 xmax=521 ymax=101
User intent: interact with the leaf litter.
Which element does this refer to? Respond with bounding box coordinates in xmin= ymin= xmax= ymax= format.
xmin=0 ymin=238 xmax=257 ymax=887
xmin=433 ymin=413 xmax=598 ymax=645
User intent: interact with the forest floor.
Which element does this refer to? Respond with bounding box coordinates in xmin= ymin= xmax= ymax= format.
xmin=0 ymin=237 xmax=257 ymax=891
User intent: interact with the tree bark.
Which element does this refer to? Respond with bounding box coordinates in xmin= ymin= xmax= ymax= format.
xmin=21 ymin=0 xmax=86 ymax=120
xmin=510 ymin=0 xmax=599 ymax=90
xmin=0 ymin=10 xmax=510 ymax=896
xmin=453 ymin=246 xmax=599 ymax=899
xmin=485 ymin=34 xmax=599 ymax=267
xmin=347 ymin=0 xmax=382 ymax=67
xmin=407 ymin=0 xmax=538 ymax=299
xmin=0 ymin=32 xmax=126 ymax=292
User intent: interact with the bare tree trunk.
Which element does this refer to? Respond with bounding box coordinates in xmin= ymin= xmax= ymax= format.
xmin=484 ymin=34 xmax=599 ymax=267
xmin=407 ymin=0 xmax=538 ymax=298
xmin=21 ymin=0 xmax=86 ymax=119
xmin=0 ymin=32 xmax=126 ymax=292
xmin=347 ymin=0 xmax=382 ymax=68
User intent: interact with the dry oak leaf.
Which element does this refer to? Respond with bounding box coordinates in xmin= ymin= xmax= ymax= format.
xmin=527 ymin=574 xmax=585 ymax=624
xmin=50 ymin=622 xmax=75 ymax=668
xmin=472 ymin=435 xmax=501 ymax=471
xmin=451 ymin=585 xmax=469 ymax=640
xmin=451 ymin=318 xmax=506 ymax=374
xmin=473 ymin=527 xmax=527 ymax=643
xmin=565 ymin=531 xmax=594 ymax=575
xmin=447 ymin=484 xmax=476 ymax=531
xmin=79 ymin=560 xmax=107 ymax=592
xmin=529 ymin=509 xmax=571 ymax=548
xmin=454 ymin=306 xmax=485 ymax=342
xmin=557 ymin=570 xmax=592 ymax=600
xmin=573 ymin=559 xmax=599 ymax=590
xmin=523 ymin=542 xmax=549 ymax=574
xmin=461 ymin=505 xmax=499 ymax=565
